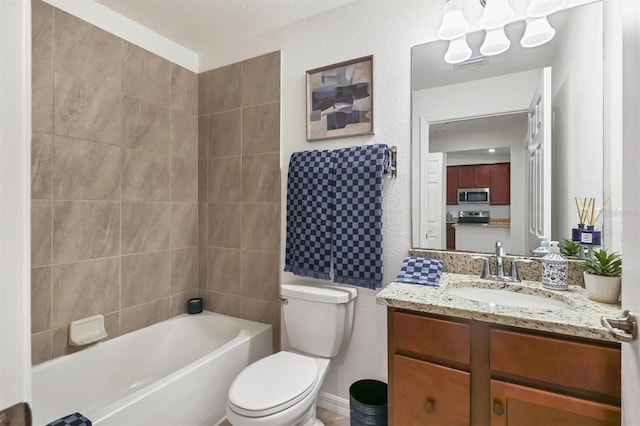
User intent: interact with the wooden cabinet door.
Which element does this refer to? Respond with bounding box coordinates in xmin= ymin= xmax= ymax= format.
xmin=458 ymin=165 xmax=475 ymax=188
xmin=474 ymin=164 xmax=491 ymax=187
xmin=490 ymin=163 xmax=510 ymax=205
xmin=447 ymin=166 xmax=459 ymax=204
xmin=446 ymin=223 xmax=456 ymax=250
xmin=490 ymin=380 xmax=621 ymax=426
xmin=393 ymin=355 xmax=470 ymax=426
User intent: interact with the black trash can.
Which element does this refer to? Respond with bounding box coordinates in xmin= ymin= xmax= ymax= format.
xmin=349 ymin=379 xmax=388 ymax=426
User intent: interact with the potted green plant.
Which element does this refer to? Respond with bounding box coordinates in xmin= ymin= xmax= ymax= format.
xmin=583 ymin=249 xmax=622 ymax=304
xmin=560 ymin=239 xmax=580 ymax=257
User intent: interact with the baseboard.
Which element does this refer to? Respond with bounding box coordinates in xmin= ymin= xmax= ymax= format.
xmin=317 ymin=392 xmax=350 ymax=417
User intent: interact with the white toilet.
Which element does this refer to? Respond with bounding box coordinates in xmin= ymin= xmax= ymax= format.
xmin=226 ymin=282 xmax=357 ymax=426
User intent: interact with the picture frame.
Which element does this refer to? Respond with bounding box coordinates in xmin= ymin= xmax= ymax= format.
xmin=306 ymin=55 xmax=374 ymax=141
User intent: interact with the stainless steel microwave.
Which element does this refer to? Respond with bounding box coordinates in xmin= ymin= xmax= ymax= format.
xmin=457 ymin=188 xmax=490 ymax=204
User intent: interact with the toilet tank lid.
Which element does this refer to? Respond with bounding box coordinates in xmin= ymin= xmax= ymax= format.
xmin=281 ymin=282 xmax=357 ymax=304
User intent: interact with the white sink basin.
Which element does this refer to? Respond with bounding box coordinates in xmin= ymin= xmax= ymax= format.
xmin=446 ymin=286 xmax=569 ymax=310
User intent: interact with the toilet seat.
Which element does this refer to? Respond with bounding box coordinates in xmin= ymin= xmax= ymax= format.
xmin=227 ymin=352 xmax=319 ymax=418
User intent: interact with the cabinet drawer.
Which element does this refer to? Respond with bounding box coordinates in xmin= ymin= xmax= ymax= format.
xmin=393 ymin=312 xmax=470 ymax=364
xmin=490 ymin=329 xmax=620 ymax=398
xmin=394 ymin=355 xmax=470 ymax=426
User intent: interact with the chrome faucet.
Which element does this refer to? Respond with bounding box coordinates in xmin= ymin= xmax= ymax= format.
xmin=495 ymin=241 xmax=506 ymax=279
xmin=472 ymin=241 xmax=533 ymax=282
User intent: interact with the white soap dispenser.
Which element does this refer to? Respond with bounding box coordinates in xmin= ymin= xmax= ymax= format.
xmin=542 ymin=241 xmax=568 ymax=290
xmin=532 ymin=236 xmax=550 ymax=256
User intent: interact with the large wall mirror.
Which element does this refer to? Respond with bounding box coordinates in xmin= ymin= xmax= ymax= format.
xmin=411 ymin=0 xmax=604 ymax=256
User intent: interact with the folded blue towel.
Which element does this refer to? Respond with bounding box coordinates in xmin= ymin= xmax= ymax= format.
xmin=47 ymin=412 xmax=92 ymax=426
xmin=395 ymin=257 xmax=443 ymax=286
xmin=284 ymin=148 xmax=335 ymax=280
xmin=332 ymin=144 xmax=388 ymax=289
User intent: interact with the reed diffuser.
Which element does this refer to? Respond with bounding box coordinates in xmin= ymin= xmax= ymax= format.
xmin=572 ymin=197 xmax=606 ymax=245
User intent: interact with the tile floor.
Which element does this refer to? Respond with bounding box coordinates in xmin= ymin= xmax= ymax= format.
xmin=220 ymin=407 xmax=349 ymax=425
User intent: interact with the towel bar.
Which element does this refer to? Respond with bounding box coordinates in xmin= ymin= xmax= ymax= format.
xmin=386 ymin=145 xmax=397 ymax=177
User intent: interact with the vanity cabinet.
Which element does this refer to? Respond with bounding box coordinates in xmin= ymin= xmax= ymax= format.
xmin=387 ymin=309 xmax=621 ymax=426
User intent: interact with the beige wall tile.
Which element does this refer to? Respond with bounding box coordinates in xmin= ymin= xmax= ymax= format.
xmin=32 ymin=0 xmax=53 ymax=71
xmin=122 ymin=42 xmax=170 ymax=107
xmin=53 ymin=136 xmax=120 ymax=200
xmin=240 ymin=298 xmax=280 ymax=350
xmin=32 ymin=132 xmax=52 ymax=199
xmin=197 ymin=72 xmax=208 ymax=116
xmin=171 ymin=158 xmax=198 ymax=202
xmin=198 ymin=160 xmax=208 ymax=202
xmin=171 ymin=63 xmax=197 ymax=115
xmin=208 ymin=157 xmax=241 ymax=203
xmin=31 ymin=200 xmax=52 ymax=267
xmin=242 ymin=203 xmax=280 ymax=252
xmin=54 ymin=72 xmax=122 ymax=145
xmin=208 ymin=248 xmax=241 ymax=295
xmin=242 ymin=51 xmax=280 ymax=107
xmin=53 ymin=10 xmax=121 ymax=90
xmin=122 ymin=149 xmax=170 ymax=201
xmin=242 ymin=102 xmax=280 ymax=155
xmin=121 ymin=299 xmax=170 ymax=335
xmin=121 ymin=202 xmax=170 ymax=254
xmin=208 ymin=203 xmax=241 ymax=248
xmin=208 ymin=64 xmax=241 ymax=113
xmin=171 ymin=247 xmax=199 ymax=294
xmin=32 ymin=65 xmax=53 ymax=134
xmin=241 ymin=251 xmax=279 ymax=301
xmin=198 ymin=115 xmax=208 ymax=159
xmin=198 ymin=247 xmax=207 ymax=289
xmin=198 ymin=202 xmax=208 ymax=245
xmin=169 ymin=289 xmax=199 ymax=317
xmin=122 ymin=95 xmax=170 ymax=153
xmin=209 ymin=110 xmax=241 ymax=158
xmin=31 ymin=331 xmax=52 ymax=365
xmin=121 ymin=251 xmax=171 ymax=308
xmin=242 ymin=153 xmax=280 ymax=203
xmin=171 ymin=110 xmax=198 ymax=159
xmin=52 ymin=201 xmax=120 ymax=263
xmin=31 ymin=266 xmax=51 ymax=333
xmin=204 ymin=291 xmax=241 ymax=318
xmin=52 ymin=257 xmax=119 ymax=328
xmin=171 ymin=203 xmax=198 ymax=248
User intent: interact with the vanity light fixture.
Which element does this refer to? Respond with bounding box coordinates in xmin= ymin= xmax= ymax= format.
xmin=478 ymin=0 xmax=514 ymax=30
xmin=437 ymin=0 xmax=469 ymax=40
xmin=480 ymin=27 xmax=511 ymax=56
xmin=526 ymin=0 xmax=566 ymax=18
xmin=445 ymin=36 xmax=473 ymax=64
xmin=520 ymin=17 xmax=556 ymax=48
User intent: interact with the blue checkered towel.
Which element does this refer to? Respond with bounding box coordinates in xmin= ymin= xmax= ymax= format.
xmin=284 ymin=149 xmax=335 ymax=280
xmin=47 ymin=412 xmax=92 ymax=426
xmin=395 ymin=257 xmax=443 ymax=286
xmin=332 ymin=144 xmax=388 ymax=289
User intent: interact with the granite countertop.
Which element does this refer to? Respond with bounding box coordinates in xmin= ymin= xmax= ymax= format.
xmin=453 ymin=223 xmax=511 ymax=229
xmin=376 ymin=273 xmax=622 ymax=343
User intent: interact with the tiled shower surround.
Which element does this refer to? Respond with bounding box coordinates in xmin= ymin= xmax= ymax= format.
xmin=30 ymin=0 xmax=281 ymax=364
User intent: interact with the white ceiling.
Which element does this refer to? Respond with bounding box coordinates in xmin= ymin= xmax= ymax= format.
xmin=94 ymin=0 xmax=356 ymax=56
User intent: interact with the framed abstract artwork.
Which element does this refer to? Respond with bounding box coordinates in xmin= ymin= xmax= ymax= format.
xmin=306 ymin=55 xmax=374 ymax=141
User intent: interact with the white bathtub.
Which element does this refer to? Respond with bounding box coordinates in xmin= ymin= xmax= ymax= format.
xmin=32 ymin=311 xmax=272 ymax=426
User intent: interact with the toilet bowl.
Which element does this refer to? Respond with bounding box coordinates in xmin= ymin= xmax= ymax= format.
xmin=225 ymin=282 xmax=357 ymax=426
xmin=226 ymin=351 xmax=330 ymax=426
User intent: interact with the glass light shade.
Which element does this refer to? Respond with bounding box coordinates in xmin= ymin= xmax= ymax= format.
xmin=521 ymin=17 xmax=556 ymax=48
xmin=526 ymin=0 xmax=566 ymax=18
xmin=438 ymin=0 xmax=469 ymax=40
xmin=444 ymin=36 xmax=472 ymax=64
xmin=480 ymin=28 xmax=511 ymax=56
xmin=479 ymin=0 xmax=514 ymax=30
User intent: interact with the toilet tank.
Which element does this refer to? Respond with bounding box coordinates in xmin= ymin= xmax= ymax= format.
xmin=281 ymin=282 xmax=357 ymax=358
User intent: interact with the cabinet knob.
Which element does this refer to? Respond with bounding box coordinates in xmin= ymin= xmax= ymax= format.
xmin=493 ymin=400 xmax=504 ymax=416
xmin=424 ymin=398 xmax=435 ymax=413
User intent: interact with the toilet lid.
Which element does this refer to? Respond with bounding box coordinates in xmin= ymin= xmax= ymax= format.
xmin=228 ymin=351 xmax=318 ymax=417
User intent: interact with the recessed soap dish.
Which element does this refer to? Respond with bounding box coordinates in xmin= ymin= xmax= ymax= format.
xmin=69 ymin=314 xmax=108 ymax=346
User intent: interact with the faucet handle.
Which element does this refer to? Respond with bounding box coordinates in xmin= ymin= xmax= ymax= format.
xmin=511 ymin=258 xmax=534 ymax=282
xmin=471 ymin=256 xmax=491 ymax=279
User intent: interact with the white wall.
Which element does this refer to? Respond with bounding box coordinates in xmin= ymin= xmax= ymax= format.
xmin=0 ymin=0 xmax=32 ymax=407
xmin=550 ymin=2 xmax=604 ymax=243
